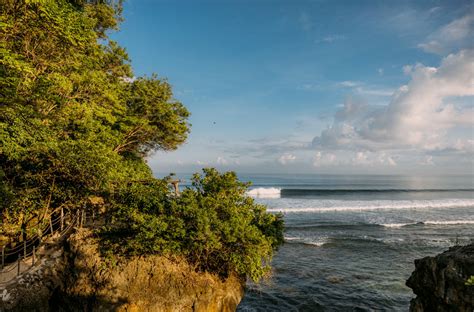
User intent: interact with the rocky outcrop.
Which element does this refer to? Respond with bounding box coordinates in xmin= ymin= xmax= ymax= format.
xmin=406 ymin=243 xmax=474 ymax=312
xmin=0 ymin=229 xmax=244 ymax=312
xmin=0 ymin=243 xmax=66 ymax=312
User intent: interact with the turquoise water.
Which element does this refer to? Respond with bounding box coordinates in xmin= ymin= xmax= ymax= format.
xmin=234 ymin=174 xmax=474 ymax=311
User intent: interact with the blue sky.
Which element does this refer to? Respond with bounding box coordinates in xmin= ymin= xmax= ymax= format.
xmin=112 ymin=0 xmax=473 ymax=175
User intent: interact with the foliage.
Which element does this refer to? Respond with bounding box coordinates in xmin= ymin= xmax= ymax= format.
xmin=466 ymin=276 xmax=474 ymax=286
xmin=105 ymin=168 xmax=284 ymax=282
xmin=0 ymin=0 xmax=283 ymax=282
xmin=0 ymin=0 xmax=190 ymax=236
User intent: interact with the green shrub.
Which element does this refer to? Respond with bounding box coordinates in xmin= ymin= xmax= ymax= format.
xmin=466 ymin=276 xmax=474 ymax=286
xmin=105 ymin=168 xmax=284 ymax=282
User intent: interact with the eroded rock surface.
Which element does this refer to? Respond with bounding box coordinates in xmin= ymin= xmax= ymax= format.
xmin=406 ymin=243 xmax=474 ymax=312
xmin=0 ymin=229 xmax=244 ymax=312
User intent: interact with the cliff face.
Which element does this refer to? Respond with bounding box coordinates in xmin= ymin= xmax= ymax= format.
xmin=406 ymin=244 xmax=474 ymax=312
xmin=0 ymin=229 xmax=244 ymax=312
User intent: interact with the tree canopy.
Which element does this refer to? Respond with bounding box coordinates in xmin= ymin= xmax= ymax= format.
xmin=0 ymin=0 xmax=283 ymax=282
xmin=105 ymin=168 xmax=284 ymax=281
xmin=0 ymin=0 xmax=190 ymax=235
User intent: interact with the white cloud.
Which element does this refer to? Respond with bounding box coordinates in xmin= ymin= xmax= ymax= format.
xmin=311 ymin=151 xmax=396 ymax=168
xmin=349 ymin=151 xmax=397 ymax=167
xmin=313 ymin=151 xmax=336 ymax=167
xmin=339 ymin=80 xmax=360 ymax=87
xmin=352 ymin=151 xmax=369 ymax=165
xmin=418 ymin=13 xmax=474 ymax=54
xmin=298 ymin=83 xmax=321 ymax=91
xmin=376 ymin=152 xmax=397 ymax=166
xmin=313 ymin=49 xmax=474 ymax=155
xmin=338 ymin=81 xmax=393 ymax=97
xmin=354 ymin=86 xmax=393 ymax=97
xmin=278 ymin=153 xmax=296 ymax=165
xmin=317 ymin=34 xmax=346 ymax=43
xmin=419 ymin=155 xmax=435 ymax=166
xmin=334 ymin=97 xmax=367 ymax=121
xmin=216 ymin=156 xmax=228 ymax=165
xmin=402 ymin=65 xmax=413 ymax=75
xmin=387 ymin=157 xmax=397 ymax=166
xmin=428 ymin=6 xmax=441 ymax=16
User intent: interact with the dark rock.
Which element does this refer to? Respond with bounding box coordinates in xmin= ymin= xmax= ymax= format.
xmin=406 ymin=243 xmax=474 ymax=312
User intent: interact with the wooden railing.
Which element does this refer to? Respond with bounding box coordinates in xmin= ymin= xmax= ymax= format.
xmin=0 ymin=208 xmax=82 ymax=286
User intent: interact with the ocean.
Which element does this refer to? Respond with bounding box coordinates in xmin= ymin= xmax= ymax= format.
xmin=234 ymin=174 xmax=474 ymax=311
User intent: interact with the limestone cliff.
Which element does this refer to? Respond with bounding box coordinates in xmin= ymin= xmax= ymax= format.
xmin=406 ymin=243 xmax=474 ymax=312
xmin=0 ymin=229 xmax=244 ymax=312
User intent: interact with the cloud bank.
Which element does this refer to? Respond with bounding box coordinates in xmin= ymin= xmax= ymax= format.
xmin=419 ymin=13 xmax=474 ymax=54
xmin=313 ymin=49 xmax=474 ymax=156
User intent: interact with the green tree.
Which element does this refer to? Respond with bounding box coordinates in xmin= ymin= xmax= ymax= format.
xmin=0 ymin=0 xmax=189 ymax=237
xmin=0 ymin=0 xmax=283 ymax=283
xmin=106 ymin=169 xmax=284 ymax=282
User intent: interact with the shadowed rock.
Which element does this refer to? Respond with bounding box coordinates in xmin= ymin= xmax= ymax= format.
xmin=406 ymin=243 xmax=474 ymax=312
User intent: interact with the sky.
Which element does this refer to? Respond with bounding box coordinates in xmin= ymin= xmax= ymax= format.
xmin=111 ymin=0 xmax=474 ymax=175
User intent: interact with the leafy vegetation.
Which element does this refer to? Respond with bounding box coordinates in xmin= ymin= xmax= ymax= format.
xmin=105 ymin=169 xmax=284 ymax=281
xmin=466 ymin=276 xmax=474 ymax=286
xmin=0 ymin=0 xmax=283 ymax=281
xmin=0 ymin=0 xmax=189 ymax=236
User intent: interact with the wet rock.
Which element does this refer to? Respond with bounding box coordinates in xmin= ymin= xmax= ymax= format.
xmin=406 ymin=243 xmax=474 ymax=312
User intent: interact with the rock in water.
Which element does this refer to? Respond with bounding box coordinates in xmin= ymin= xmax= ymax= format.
xmin=406 ymin=243 xmax=474 ymax=311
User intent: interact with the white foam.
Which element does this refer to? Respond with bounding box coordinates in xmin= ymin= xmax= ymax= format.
xmin=284 ymin=236 xmax=327 ymax=246
xmin=266 ymin=198 xmax=474 ymax=213
xmin=247 ymin=187 xmax=281 ymax=198
xmin=424 ymin=220 xmax=474 ymax=225
xmin=380 ymin=223 xmax=418 ymax=228
xmin=380 ymin=221 xmax=474 ymax=228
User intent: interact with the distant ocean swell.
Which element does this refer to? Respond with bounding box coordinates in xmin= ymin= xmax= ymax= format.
xmin=284 ymin=220 xmax=474 ymax=231
xmin=239 ymin=175 xmax=474 ymax=311
xmin=247 ymin=187 xmax=474 ymax=198
xmin=283 ymin=230 xmax=470 ymax=248
xmin=381 ymin=220 xmax=474 ymax=227
xmin=263 ymin=199 xmax=474 ymax=213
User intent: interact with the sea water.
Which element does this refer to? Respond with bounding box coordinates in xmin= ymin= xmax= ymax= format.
xmin=234 ymin=174 xmax=474 ymax=311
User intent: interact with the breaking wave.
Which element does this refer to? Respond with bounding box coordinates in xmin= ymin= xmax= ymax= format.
xmin=284 ymin=235 xmax=328 ymax=247
xmin=247 ymin=187 xmax=281 ymax=198
xmin=247 ymin=187 xmax=473 ymax=199
xmin=266 ymin=198 xmax=474 ymax=213
xmin=381 ymin=220 xmax=474 ymax=227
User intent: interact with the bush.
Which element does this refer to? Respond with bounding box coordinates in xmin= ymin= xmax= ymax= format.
xmin=105 ymin=168 xmax=284 ymax=282
xmin=466 ymin=276 xmax=474 ymax=286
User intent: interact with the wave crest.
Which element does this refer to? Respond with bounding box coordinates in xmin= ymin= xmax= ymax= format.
xmin=284 ymin=235 xmax=327 ymax=246
xmin=247 ymin=187 xmax=281 ymax=198
xmin=381 ymin=220 xmax=474 ymax=227
xmin=267 ymin=198 xmax=474 ymax=213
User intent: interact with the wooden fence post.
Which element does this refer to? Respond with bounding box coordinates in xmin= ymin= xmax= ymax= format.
xmin=17 ymin=255 xmax=21 ymax=276
xmin=32 ymin=246 xmax=36 ymax=265
xmin=50 ymin=216 xmax=53 ymax=234
xmin=23 ymin=240 xmax=27 ymax=257
xmin=1 ymin=246 xmax=4 ymax=269
xmin=61 ymin=207 xmax=64 ymax=231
